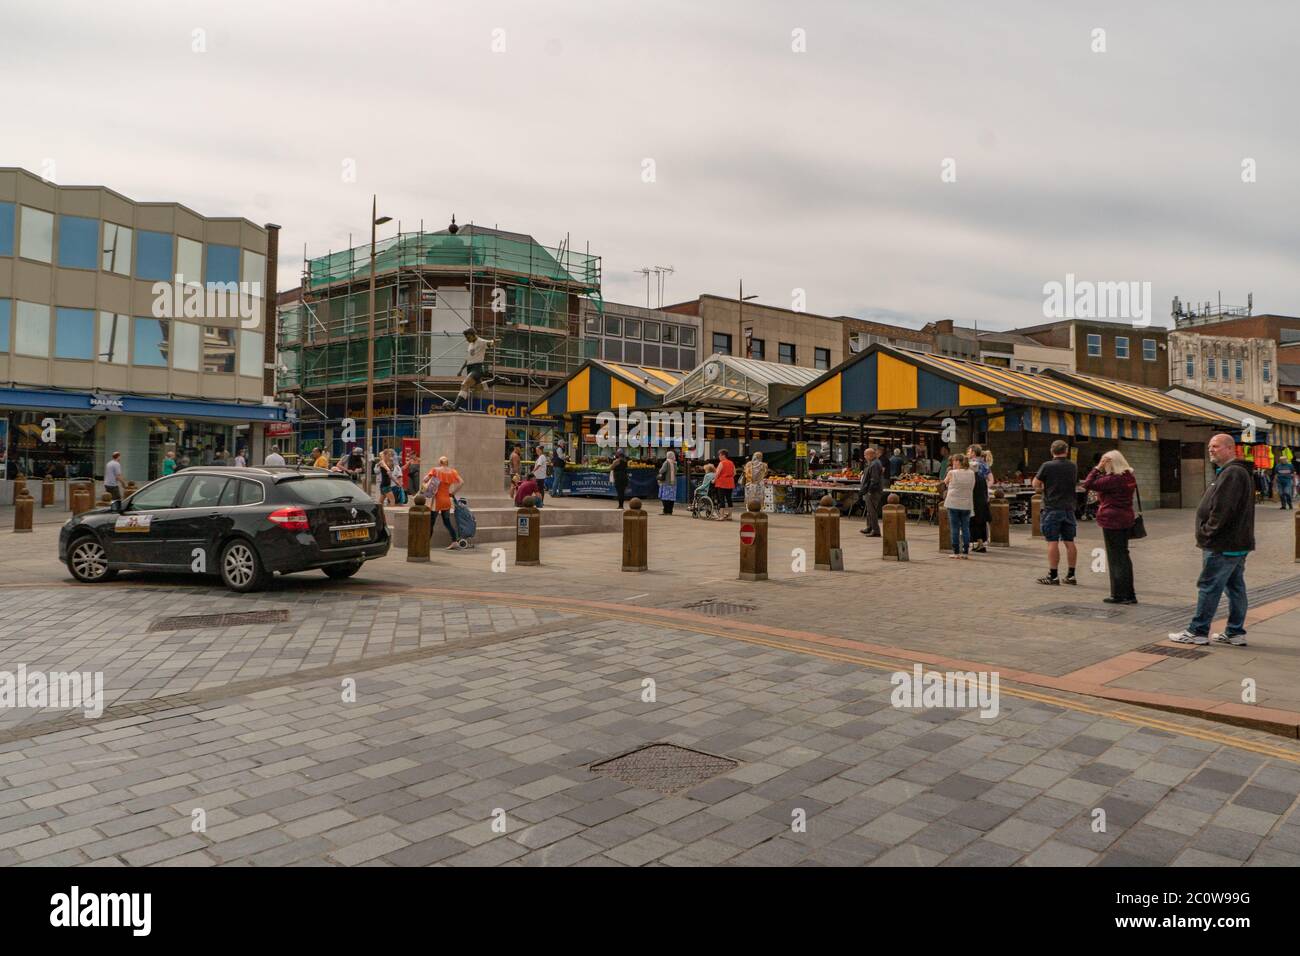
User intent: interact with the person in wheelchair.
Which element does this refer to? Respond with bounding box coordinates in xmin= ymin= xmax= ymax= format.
xmin=691 ymin=464 xmax=718 ymax=519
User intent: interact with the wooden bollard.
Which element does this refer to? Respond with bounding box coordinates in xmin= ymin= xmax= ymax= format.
xmin=65 ymin=478 xmax=73 ymax=511
xmin=13 ymin=488 xmax=34 ymax=533
xmin=41 ymin=475 xmax=55 ymax=508
xmin=622 ymin=498 xmax=647 ymax=571
xmin=989 ymin=489 xmax=1010 ymax=548
xmin=14 ymin=474 xmax=27 ymax=499
xmin=882 ymin=493 xmax=906 ymax=558
xmin=71 ymin=482 xmax=93 ymax=516
xmin=123 ymin=480 xmax=137 ymax=499
xmin=516 ymin=496 xmax=540 ymax=566
xmin=406 ymin=494 xmax=431 ymax=563
xmin=99 ymin=492 xmax=113 ymax=507
xmin=937 ymin=499 xmax=950 ymax=552
xmin=814 ymin=495 xmax=841 ymax=570
xmin=738 ymin=498 xmax=768 ymax=581
xmin=1030 ymin=494 xmax=1043 ymax=538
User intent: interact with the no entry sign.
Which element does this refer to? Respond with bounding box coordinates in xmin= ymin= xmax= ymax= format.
xmin=739 ymin=523 xmax=756 ymax=545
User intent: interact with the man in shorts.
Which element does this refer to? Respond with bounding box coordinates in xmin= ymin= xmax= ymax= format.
xmin=1034 ymin=439 xmax=1078 ymax=585
xmin=443 ymin=328 xmax=497 ymax=411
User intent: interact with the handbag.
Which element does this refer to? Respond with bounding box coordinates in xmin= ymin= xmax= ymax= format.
xmin=1129 ymin=484 xmax=1147 ymax=540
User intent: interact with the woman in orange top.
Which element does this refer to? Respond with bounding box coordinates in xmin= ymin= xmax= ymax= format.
xmin=423 ymin=456 xmax=463 ymax=549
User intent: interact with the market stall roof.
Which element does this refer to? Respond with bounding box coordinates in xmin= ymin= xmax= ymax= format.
xmin=660 ymin=354 xmax=823 ymax=412
xmin=1040 ymin=369 xmax=1237 ymax=427
xmin=1165 ymin=388 xmax=1300 ymax=446
xmin=530 ymin=360 xmax=683 ymax=416
xmin=776 ymin=343 xmax=1157 ymax=439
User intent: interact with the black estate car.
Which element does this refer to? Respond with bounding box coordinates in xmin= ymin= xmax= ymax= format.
xmin=58 ymin=467 xmax=390 ymax=592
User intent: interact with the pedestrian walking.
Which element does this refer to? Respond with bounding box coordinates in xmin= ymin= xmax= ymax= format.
xmin=161 ymin=451 xmax=177 ymax=477
xmin=858 ymin=446 xmax=885 ymax=536
xmin=509 ymin=445 xmax=521 ymax=482
xmin=104 ymin=451 xmax=124 ymax=502
xmin=1170 ymin=433 xmax=1256 ymax=647
xmin=1083 ymin=450 xmax=1139 ymax=605
xmin=967 ymin=444 xmax=991 ymax=553
xmin=657 ymin=450 xmax=678 ymax=515
xmin=311 ymin=446 xmax=328 ymax=469
xmin=233 ymin=449 xmax=247 ymax=468
xmin=943 ymin=453 xmax=975 ymax=558
xmin=888 ymin=447 xmax=904 ymax=479
xmin=550 ymin=442 xmax=568 ymax=496
xmin=264 ymin=449 xmax=286 ymax=466
xmin=1275 ymin=455 xmax=1295 ymax=509
xmin=1034 ymin=440 xmax=1078 ymax=586
xmin=713 ymin=449 xmax=736 ymax=520
xmin=532 ymin=450 xmax=548 ymax=488
xmin=376 ymin=448 xmax=397 ymax=506
xmin=424 ymin=456 xmax=464 ymax=549
xmin=610 ymin=449 xmax=629 ymax=508
xmin=743 ymin=451 xmax=768 ymax=510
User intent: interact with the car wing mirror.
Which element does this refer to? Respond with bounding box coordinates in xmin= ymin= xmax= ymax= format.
xmin=110 ymin=499 xmax=123 ymax=513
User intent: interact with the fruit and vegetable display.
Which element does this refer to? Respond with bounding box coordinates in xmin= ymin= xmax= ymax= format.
xmin=887 ymin=475 xmax=941 ymax=493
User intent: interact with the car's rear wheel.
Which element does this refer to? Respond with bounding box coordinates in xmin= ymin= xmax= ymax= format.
xmin=220 ymin=539 xmax=267 ymax=592
xmin=67 ymin=536 xmax=116 ymax=583
xmin=323 ymin=560 xmax=364 ymax=580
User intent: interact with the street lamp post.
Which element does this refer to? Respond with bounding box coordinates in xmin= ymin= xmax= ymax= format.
xmin=737 ymin=280 xmax=758 ymax=457
xmin=364 ymin=196 xmax=393 ymax=494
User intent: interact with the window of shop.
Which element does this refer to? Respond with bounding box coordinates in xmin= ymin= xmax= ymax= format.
xmin=8 ymin=411 xmax=99 ymax=479
xmin=54 ymin=307 xmax=95 ymax=360
xmin=15 ymin=301 xmax=50 ymax=357
xmin=102 ymin=223 xmax=132 ymax=275
xmin=57 ymin=215 xmax=99 ymax=270
xmin=1115 ymin=336 xmax=1129 ymax=359
xmin=19 ymin=206 xmax=53 ymax=263
xmin=206 ymin=244 xmax=239 ymax=287
xmin=712 ymin=332 xmax=732 ymax=355
xmin=815 ymin=347 xmax=831 ymax=370
xmin=204 ymin=327 xmax=236 ymax=372
xmin=99 ymin=312 xmax=129 ymax=363
xmin=177 ymin=236 xmax=203 ymax=285
xmin=0 ymin=300 xmax=10 ymax=352
xmin=779 ymin=342 xmax=796 ymax=364
xmin=135 ymin=230 xmax=174 ymax=282
xmin=133 ymin=317 xmax=170 ymax=367
xmin=239 ymin=330 xmax=264 ymax=377
xmin=0 ymin=202 xmax=14 ymax=256
xmin=173 ymin=321 xmax=201 ymax=371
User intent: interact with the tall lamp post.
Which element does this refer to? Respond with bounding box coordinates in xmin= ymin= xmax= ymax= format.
xmin=737 ymin=280 xmax=757 ymax=458
xmin=364 ymin=196 xmax=393 ymax=493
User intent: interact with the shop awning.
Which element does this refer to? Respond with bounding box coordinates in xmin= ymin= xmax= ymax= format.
xmin=660 ymin=354 xmax=822 ymax=411
xmin=1166 ymin=388 xmax=1300 ymax=447
xmin=776 ymin=344 xmax=1157 ymax=439
xmin=530 ymin=360 xmax=682 ymax=416
xmin=1040 ymin=370 xmax=1237 ymax=427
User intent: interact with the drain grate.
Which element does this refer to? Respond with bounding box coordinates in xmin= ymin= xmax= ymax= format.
xmin=590 ymin=743 xmax=738 ymax=794
xmin=149 ymin=609 xmax=290 ymax=632
xmin=1136 ymin=642 xmax=1212 ymax=660
xmin=682 ymin=598 xmax=756 ymax=617
xmin=1038 ymin=604 xmax=1126 ymax=621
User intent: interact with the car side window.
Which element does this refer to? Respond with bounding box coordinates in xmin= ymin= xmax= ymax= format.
xmin=219 ymin=479 xmax=241 ymax=506
xmin=179 ymin=475 xmax=229 ymax=509
xmin=129 ymin=476 xmax=187 ymax=511
xmin=237 ymin=479 xmax=265 ymax=505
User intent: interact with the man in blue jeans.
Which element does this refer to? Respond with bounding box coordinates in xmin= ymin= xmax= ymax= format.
xmin=1033 ymin=439 xmax=1078 ymax=585
xmin=1171 ymin=433 xmax=1256 ymax=647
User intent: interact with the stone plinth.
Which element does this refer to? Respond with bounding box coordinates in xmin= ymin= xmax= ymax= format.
xmin=418 ymin=412 xmax=508 ymax=503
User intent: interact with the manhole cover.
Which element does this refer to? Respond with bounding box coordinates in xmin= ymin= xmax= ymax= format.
xmin=149 ymin=610 xmax=290 ymax=632
xmin=589 ymin=743 xmax=739 ymax=794
xmin=1038 ymin=604 xmax=1125 ymax=621
xmin=682 ymin=598 xmax=755 ymax=617
xmin=1136 ymin=642 xmax=1212 ymax=660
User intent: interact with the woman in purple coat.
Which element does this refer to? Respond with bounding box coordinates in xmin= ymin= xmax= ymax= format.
xmin=1082 ymin=450 xmax=1138 ymax=604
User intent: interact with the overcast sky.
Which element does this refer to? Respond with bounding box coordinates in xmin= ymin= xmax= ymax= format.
xmin=5 ymin=0 xmax=1297 ymax=331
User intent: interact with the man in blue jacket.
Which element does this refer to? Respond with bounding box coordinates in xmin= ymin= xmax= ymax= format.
xmin=1171 ymin=434 xmax=1256 ymax=647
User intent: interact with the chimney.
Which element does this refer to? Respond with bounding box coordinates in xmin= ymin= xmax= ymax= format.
xmin=935 ymin=319 xmax=954 ymax=334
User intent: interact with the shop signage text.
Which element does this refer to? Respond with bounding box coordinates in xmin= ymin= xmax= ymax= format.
xmin=90 ymin=393 xmax=125 ymax=411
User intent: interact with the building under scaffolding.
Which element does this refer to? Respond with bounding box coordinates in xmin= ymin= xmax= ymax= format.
xmin=276 ymin=222 xmax=601 ymax=461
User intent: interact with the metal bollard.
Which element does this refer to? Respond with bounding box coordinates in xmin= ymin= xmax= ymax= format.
xmin=1294 ymin=508 xmax=1300 ymax=564
xmin=41 ymin=475 xmax=55 ymax=508
xmin=622 ymin=498 xmax=648 ymax=571
xmin=814 ymin=495 xmax=841 ymax=570
xmin=1030 ymin=494 xmax=1043 ymax=538
xmin=516 ymin=496 xmax=541 ymax=566
xmin=989 ymin=490 xmax=1010 ymax=548
xmin=882 ymin=493 xmax=906 ymax=558
xmin=738 ymin=498 xmax=768 ymax=581
xmin=406 ymin=494 xmax=431 ymax=563
xmin=937 ymin=499 xmax=950 ymax=552
xmin=13 ymin=488 xmax=34 ymax=533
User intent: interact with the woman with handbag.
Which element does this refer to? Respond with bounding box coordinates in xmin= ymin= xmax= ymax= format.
xmin=657 ymin=451 xmax=678 ymax=515
xmin=1082 ymin=450 xmax=1139 ymax=604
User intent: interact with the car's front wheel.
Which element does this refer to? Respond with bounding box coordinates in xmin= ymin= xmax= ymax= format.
xmin=220 ymin=539 xmax=267 ymax=592
xmin=67 ymin=536 xmax=117 ymax=583
xmin=323 ymin=560 xmax=364 ymax=580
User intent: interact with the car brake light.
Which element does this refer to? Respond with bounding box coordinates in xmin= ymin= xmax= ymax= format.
xmin=268 ymin=506 xmax=310 ymax=531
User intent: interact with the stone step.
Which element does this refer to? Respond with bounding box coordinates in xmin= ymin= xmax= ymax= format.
xmin=387 ymin=503 xmax=624 ymax=548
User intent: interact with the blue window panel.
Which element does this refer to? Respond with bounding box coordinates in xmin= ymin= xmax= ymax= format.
xmin=133 ymin=317 xmax=170 ymax=367
xmin=206 ymin=244 xmax=240 ymax=286
xmin=917 ymin=368 xmax=959 ymax=409
xmin=589 ymin=367 xmax=611 ymax=411
xmin=135 ymin=230 xmax=174 ymax=281
xmin=57 ymin=215 xmax=100 ymax=270
xmin=0 ymin=202 xmax=13 ymax=256
xmin=54 ymin=307 xmax=96 ymax=360
xmin=549 ymin=386 xmax=567 ymax=416
xmin=841 ymin=353 xmax=877 ymax=413
xmin=0 ymin=299 xmax=10 ymax=351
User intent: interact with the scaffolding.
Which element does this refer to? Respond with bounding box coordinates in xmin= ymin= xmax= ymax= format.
xmin=277 ymin=225 xmax=602 ymax=458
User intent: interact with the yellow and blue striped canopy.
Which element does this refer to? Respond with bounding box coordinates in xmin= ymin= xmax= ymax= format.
xmin=1041 ymin=370 xmax=1236 ymax=427
xmin=531 ymin=360 xmax=682 ymax=416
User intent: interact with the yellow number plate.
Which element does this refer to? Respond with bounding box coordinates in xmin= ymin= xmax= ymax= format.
xmin=337 ymin=527 xmax=369 ymax=541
